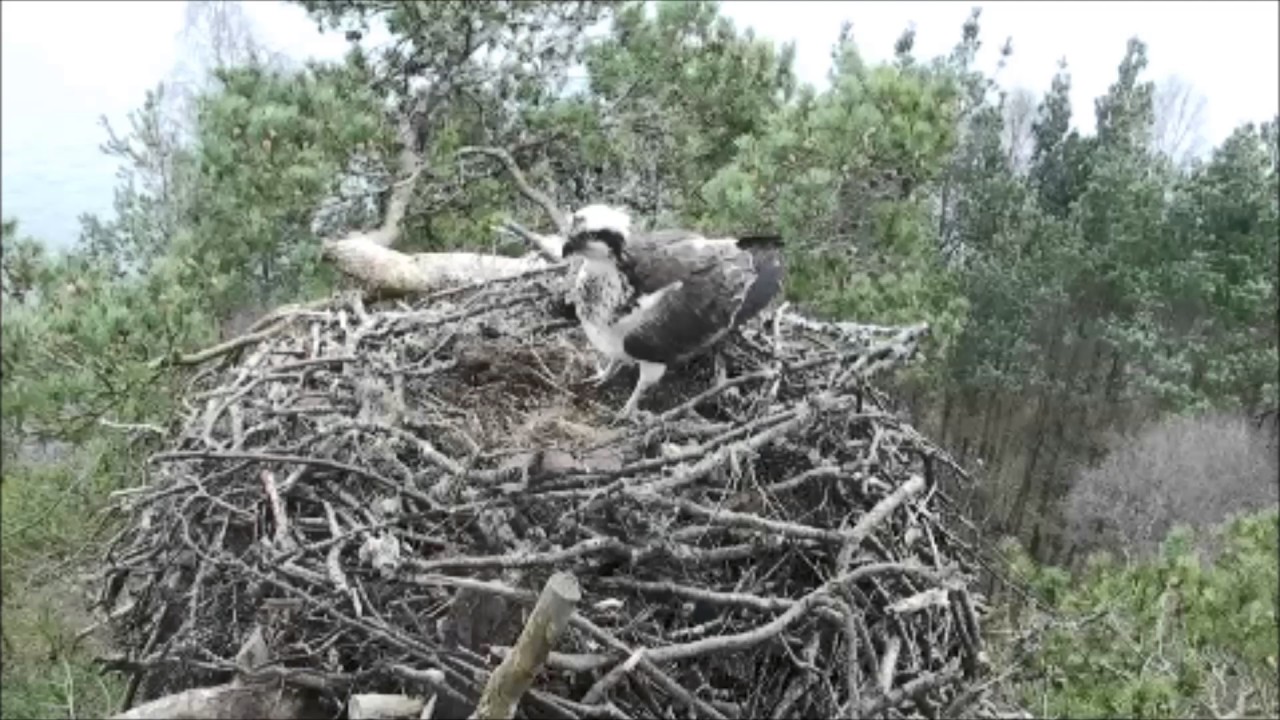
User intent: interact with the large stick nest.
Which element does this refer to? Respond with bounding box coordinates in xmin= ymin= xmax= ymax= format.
xmin=98 ymin=267 xmax=1001 ymax=719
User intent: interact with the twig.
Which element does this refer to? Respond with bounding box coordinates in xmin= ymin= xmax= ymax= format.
xmin=489 ymin=647 xmax=614 ymax=674
xmin=147 ymin=323 xmax=289 ymax=370
xmin=860 ymin=664 xmax=963 ymax=717
xmin=456 ymin=146 xmax=568 ymax=236
xmin=408 ymin=536 xmax=623 ymax=573
xmin=98 ymin=417 xmax=169 ymax=438
xmin=323 ymin=501 xmax=362 ymax=617
xmin=878 ymin=635 xmax=901 ymax=695
xmin=349 ymin=694 xmax=426 ymax=720
xmin=260 ymin=470 xmax=296 ymax=554
xmin=846 ymin=474 xmax=928 ymax=551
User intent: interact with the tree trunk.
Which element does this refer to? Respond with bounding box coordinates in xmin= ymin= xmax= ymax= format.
xmin=1028 ymin=408 xmax=1070 ymax=562
xmin=976 ymin=388 xmax=999 ymax=464
xmin=937 ymin=388 xmax=955 ymax=449
xmin=1029 ymin=318 xmax=1094 ymax=562
xmin=990 ymin=390 xmax=1016 ymax=475
xmin=1009 ymin=399 xmax=1048 ymax=539
xmin=320 ymin=238 xmax=556 ymax=296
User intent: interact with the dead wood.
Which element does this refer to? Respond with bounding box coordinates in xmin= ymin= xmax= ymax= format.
xmin=318 ymin=139 xmax=570 ymax=297
xmin=347 ymin=693 xmax=427 ymax=719
xmin=472 ymin=571 xmax=581 ymax=719
xmin=110 ymin=681 xmax=324 ymax=720
xmin=96 ymin=263 xmax=1017 ymax=719
xmin=318 ymin=239 xmax=555 ymax=296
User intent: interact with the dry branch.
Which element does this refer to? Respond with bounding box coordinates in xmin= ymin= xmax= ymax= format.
xmin=97 ymin=264 xmax=1016 ymax=719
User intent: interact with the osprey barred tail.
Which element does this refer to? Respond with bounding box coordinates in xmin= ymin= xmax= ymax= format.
xmin=561 ymin=204 xmax=786 ymax=418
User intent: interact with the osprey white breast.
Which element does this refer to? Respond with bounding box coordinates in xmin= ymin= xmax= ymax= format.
xmin=569 ymin=256 xmax=633 ymax=360
xmin=561 ymin=204 xmax=786 ymax=418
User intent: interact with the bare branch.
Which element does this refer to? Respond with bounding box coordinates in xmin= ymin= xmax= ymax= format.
xmin=457 ymin=146 xmax=569 ymax=236
xmin=1153 ymin=74 xmax=1208 ymax=167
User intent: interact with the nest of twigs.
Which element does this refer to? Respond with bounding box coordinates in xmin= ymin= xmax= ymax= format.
xmin=98 ymin=266 xmax=1002 ymax=719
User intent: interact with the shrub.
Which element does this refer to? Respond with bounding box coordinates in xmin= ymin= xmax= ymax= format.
xmin=999 ymin=509 xmax=1279 ymax=719
xmin=1062 ymin=412 xmax=1278 ymax=560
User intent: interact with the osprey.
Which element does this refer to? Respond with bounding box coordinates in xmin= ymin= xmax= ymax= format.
xmin=562 ymin=204 xmax=785 ymax=418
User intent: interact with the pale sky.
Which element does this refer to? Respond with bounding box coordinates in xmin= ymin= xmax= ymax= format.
xmin=2 ymin=0 xmax=1277 ymax=248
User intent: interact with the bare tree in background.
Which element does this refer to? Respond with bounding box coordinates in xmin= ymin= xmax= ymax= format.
xmin=166 ymin=1 xmax=280 ymax=138
xmin=85 ymin=1 xmax=280 ymax=311
xmin=1062 ymin=412 xmax=1278 ymax=564
xmin=1001 ymin=86 xmax=1036 ymax=175
xmin=1152 ymin=74 xmax=1208 ymax=168
xmin=181 ymin=0 xmax=261 ymax=71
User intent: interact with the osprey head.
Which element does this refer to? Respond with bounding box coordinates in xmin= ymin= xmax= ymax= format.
xmin=563 ymin=204 xmax=631 ymax=262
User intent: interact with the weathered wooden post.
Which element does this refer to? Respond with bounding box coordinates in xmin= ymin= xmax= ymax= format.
xmin=471 ymin=571 xmax=582 ymax=720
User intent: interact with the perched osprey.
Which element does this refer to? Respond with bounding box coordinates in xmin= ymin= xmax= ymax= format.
xmin=562 ymin=204 xmax=785 ymax=418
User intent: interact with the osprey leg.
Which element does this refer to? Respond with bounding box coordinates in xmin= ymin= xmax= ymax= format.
xmin=617 ymin=361 xmax=667 ymax=418
xmin=590 ymin=357 xmax=623 ymax=386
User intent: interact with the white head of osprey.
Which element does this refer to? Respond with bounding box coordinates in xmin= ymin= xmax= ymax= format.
xmin=561 ymin=204 xmax=786 ymax=421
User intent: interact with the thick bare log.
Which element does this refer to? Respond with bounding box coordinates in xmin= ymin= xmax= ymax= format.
xmin=111 ymin=682 xmax=319 ymax=720
xmin=471 ymin=571 xmax=582 ymax=720
xmin=100 ymin=263 xmax=1014 ymax=718
xmin=320 ymin=238 xmax=555 ymax=295
xmin=348 ymin=694 xmax=426 ymax=720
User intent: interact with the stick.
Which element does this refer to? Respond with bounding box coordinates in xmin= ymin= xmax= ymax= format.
xmin=260 ymin=469 xmax=295 ymax=554
xmin=147 ymin=324 xmax=287 ymax=369
xmin=470 ymin=571 xmax=581 ymax=720
xmin=494 ymin=219 xmax=565 ymax=262
xmin=860 ymin=664 xmax=963 ymax=717
xmin=839 ymin=474 xmax=928 ymax=569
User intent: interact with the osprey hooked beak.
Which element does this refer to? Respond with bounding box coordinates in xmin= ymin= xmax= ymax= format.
xmin=563 ymin=204 xmax=632 ymax=261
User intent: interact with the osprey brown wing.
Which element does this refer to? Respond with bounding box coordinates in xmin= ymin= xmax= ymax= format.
xmin=619 ymin=237 xmax=761 ymax=365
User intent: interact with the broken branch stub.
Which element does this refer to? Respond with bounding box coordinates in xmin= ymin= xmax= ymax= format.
xmin=471 ymin=571 xmax=582 ymax=720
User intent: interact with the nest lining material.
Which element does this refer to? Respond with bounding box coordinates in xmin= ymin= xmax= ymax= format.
xmin=99 ymin=266 xmax=998 ymax=719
